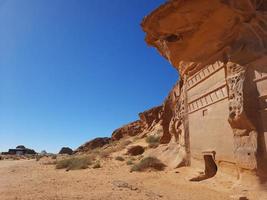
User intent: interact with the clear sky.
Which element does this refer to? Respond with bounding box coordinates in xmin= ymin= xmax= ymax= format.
xmin=0 ymin=0 xmax=178 ymax=153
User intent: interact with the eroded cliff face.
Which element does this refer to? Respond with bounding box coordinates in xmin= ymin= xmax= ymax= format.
xmin=140 ymin=0 xmax=267 ymax=176
xmin=77 ymin=0 xmax=267 ymax=181
xmin=111 ymin=0 xmax=267 ymax=175
xmin=142 ymin=0 xmax=267 ymax=75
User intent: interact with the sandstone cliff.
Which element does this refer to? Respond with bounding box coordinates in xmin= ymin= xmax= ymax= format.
xmin=77 ymin=0 xmax=267 ymax=182
xmin=140 ymin=0 xmax=267 ymax=177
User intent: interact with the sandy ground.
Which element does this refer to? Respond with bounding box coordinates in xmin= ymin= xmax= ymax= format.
xmin=0 ymin=159 xmax=266 ymax=200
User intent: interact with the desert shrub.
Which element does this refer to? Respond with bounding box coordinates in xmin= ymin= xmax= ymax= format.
xmin=121 ymin=140 xmax=132 ymax=146
xmin=26 ymin=154 xmax=36 ymax=159
xmin=43 ymin=160 xmax=57 ymax=165
xmin=36 ymin=154 xmax=45 ymax=161
xmin=92 ymin=161 xmax=101 ymax=169
xmin=56 ymin=156 xmax=92 ymax=170
xmin=115 ymin=156 xmax=125 ymax=161
xmin=132 ymin=136 xmax=139 ymax=142
xmin=36 ymin=155 xmax=41 ymax=161
xmin=126 ymin=160 xmax=134 ymax=165
xmin=148 ymin=143 xmax=159 ymax=149
xmin=137 ymin=155 xmax=144 ymax=160
xmin=130 ymin=157 xmax=166 ymax=172
xmin=146 ymin=135 xmax=160 ymax=145
xmin=51 ymin=155 xmax=57 ymax=159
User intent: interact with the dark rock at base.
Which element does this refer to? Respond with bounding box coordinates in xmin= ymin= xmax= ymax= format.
xmin=58 ymin=147 xmax=73 ymax=155
xmin=127 ymin=145 xmax=145 ymax=156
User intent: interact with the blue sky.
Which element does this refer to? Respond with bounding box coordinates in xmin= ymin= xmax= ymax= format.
xmin=0 ymin=0 xmax=177 ymax=153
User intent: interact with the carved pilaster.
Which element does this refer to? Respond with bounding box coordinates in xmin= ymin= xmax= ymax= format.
xmin=226 ymin=62 xmax=258 ymax=170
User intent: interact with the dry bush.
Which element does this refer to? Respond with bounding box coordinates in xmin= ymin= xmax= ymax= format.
xmin=56 ymin=156 xmax=92 ymax=170
xmin=115 ymin=156 xmax=125 ymax=161
xmin=146 ymin=135 xmax=160 ymax=145
xmin=148 ymin=143 xmax=159 ymax=149
xmin=126 ymin=160 xmax=134 ymax=165
xmin=92 ymin=161 xmax=101 ymax=169
xmin=51 ymin=155 xmax=57 ymax=159
xmin=130 ymin=157 xmax=166 ymax=172
xmin=43 ymin=160 xmax=57 ymax=165
xmin=36 ymin=155 xmax=41 ymax=161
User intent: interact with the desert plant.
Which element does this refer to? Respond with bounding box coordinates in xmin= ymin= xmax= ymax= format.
xmin=56 ymin=156 xmax=92 ymax=170
xmin=130 ymin=157 xmax=166 ymax=172
xmin=92 ymin=161 xmax=101 ymax=169
xmin=115 ymin=156 xmax=125 ymax=161
xmin=43 ymin=160 xmax=57 ymax=165
xmin=148 ymin=143 xmax=159 ymax=149
xmin=36 ymin=155 xmax=43 ymax=161
xmin=126 ymin=160 xmax=134 ymax=165
xmin=51 ymin=155 xmax=57 ymax=159
xmin=146 ymin=135 xmax=160 ymax=145
xmin=121 ymin=140 xmax=132 ymax=146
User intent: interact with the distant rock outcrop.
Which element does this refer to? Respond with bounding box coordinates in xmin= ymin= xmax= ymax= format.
xmin=111 ymin=120 xmax=144 ymax=141
xmin=58 ymin=147 xmax=73 ymax=155
xmin=75 ymin=137 xmax=111 ymax=153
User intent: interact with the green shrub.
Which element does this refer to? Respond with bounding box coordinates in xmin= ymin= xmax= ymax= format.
xmin=130 ymin=157 xmax=165 ymax=172
xmin=115 ymin=156 xmax=125 ymax=161
xmin=146 ymin=135 xmax=160 ymax=145
xmin=56 ymin=156 xmax=91 ymax=170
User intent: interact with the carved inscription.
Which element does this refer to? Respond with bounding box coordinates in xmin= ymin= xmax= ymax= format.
xmin=188 ymin=85 xmax=228 ymax=114
xmin=187 ymin=61 xmax=224 ymax=90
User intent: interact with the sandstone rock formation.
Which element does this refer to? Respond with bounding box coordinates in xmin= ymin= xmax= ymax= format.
xmin=77 ymin=0 xmax=267 ymax=183
xmin=141 ymin=0 xmax=267 ymax=179
xmin=108 ymin=0 xmax=267 ymax=180
xmin=127 ymin=145 xmax=145 ymax=156
xmin=112 ymin=120 xmax=144 ymax=141
xmin=75 ymin=137 xmax=111 ymax=153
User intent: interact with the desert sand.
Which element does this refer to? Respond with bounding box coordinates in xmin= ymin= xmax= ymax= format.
xmin=0 ymin=158 xmax=266 ymax=200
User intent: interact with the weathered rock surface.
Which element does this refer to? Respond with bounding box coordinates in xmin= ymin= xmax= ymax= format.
xmin=140 ymin=0 xmax=267 ymax=177
xmin=127 ymin=145 xmax=145 ymax=156
xmin=142 ymin=0 xmax=267 ymax=75
xmin=111 ymin=120 xmax=144 ymax=141
xmin=78 ymin=0 xmax=267 ymax=183
xmin=112 ymin=0 xmax=266 ymax=178
xmin=75 ymin=137 xmax=111 ymax=153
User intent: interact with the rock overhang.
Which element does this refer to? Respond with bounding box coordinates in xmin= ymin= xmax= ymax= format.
xmin=141 ymin=0 xmax=267 ymax=76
